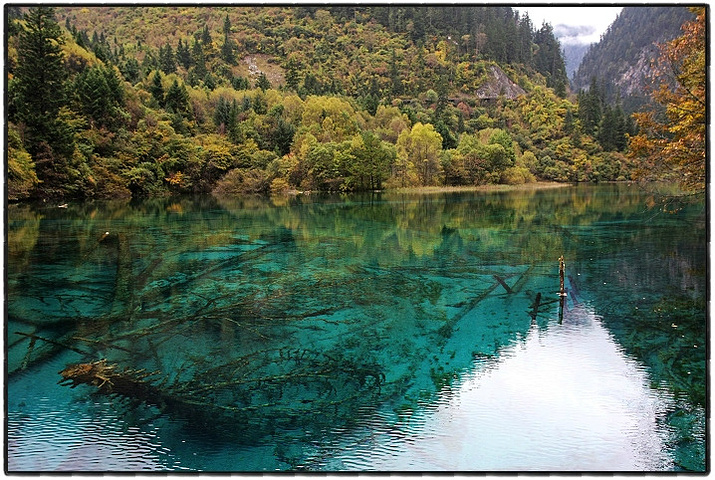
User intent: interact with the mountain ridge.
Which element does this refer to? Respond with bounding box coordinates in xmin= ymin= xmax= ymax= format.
xmin=572 ymin=6 xmax=694 ymax=111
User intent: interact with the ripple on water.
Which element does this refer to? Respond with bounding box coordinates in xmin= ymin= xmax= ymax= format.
xmin=7 ymin=398 xmax=185 ymax=471
xmin=327 ymin=308 xmax=676 ymax=471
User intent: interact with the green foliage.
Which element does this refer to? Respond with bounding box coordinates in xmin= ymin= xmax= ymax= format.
xmin=6 ymin=6 xmax=650 ymax=200
xmin=347 ymin=132 xmax=396 ymax=190
xmin=213 ymin=168 xmax=271 ymax=195
xmin=13 ymin=7 xmax=68 ymax=157
xmin=256 ymin=72 xmax=271 ymax=91
xmin=397 ymin=123 xmax=443 ymax=186
xmin=73 ymin=65 xmax=127 ymax=130
xmin=7 ymin=125 xmax=40 ymax=201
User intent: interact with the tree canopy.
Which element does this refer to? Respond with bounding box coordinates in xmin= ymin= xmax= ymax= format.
xmin=628 ymin=7 xmax=706 ymax=196
xmin=6 ymin=6 xmax=697 ymax=201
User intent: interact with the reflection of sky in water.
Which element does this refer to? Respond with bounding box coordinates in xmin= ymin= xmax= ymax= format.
xmin=334 ymin=305 xmax=673 ymax=471
xmin=6 ymin=186 xmax=704 ymax=471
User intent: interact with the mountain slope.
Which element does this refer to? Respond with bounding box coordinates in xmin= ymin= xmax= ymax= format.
xmin=7 ymin=6 xmax=632 ymax=201
xmin=572 ymin=6 xmax=694 ymax=111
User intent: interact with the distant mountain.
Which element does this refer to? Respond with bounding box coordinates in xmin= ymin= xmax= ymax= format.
xmin=572 ymin=6 xmax=694 ymax=112
xmin=561 ymin=43 xmax=589 ymax=80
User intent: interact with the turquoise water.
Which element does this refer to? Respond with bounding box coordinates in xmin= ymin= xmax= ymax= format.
xmin=6 ymin=184 xmax=707 ymax=472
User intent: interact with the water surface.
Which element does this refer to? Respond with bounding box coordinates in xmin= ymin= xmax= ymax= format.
xmin=6 ymin=184 xmax=707 ymax=472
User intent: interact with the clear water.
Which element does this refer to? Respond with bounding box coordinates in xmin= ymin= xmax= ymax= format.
xmin=6 ymin=184 xmax=707 ymax=472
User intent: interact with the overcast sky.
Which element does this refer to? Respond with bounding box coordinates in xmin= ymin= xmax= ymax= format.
xmin=516 ymin=6 xmax=623 ymax=45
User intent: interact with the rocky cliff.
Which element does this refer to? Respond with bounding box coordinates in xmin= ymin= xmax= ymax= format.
xmin=572 ymin=6 xmax=693 ymax=112
xmin=475 ymin=65 xmax=526 ymax=100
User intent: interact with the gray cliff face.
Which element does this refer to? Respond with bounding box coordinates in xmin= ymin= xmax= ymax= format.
xmin=618 ymin=48 xmax=656 ymax=96
xmin=572 ymin=6 xmax=693 ymax=111
xmin=475 ymin=65 xmax=526 ymax=100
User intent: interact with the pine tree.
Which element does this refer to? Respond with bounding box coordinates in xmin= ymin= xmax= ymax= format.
xmin=534 ymin=22 xmax=568 ymax=97
xmin=149 ymin=71 xmax=165 ymax=107
xmin=13 ymin=6 xmax=68 ymax=156
xmin=389 ymin=49 xmax=402 ymax=96
xmin=200 ymin=24 xmax=212 ymax=45
xmin=272 ymin=118 xmax=295 ymax=156
xmin=220 ymin=14 xmax=236 ymax=64
xmin=213 ymin=96 xmax=232 ymax=132
xmin=164 ymin=79 xmax=190 ymax=116
xmin=159 ymin=43 xmax=176 ymax=74
xmin=578 ymin=77 xmax=603 ymax=137
xmin=190 ymin=38 xmax=207 ymax=79
xmin=231 ymin=75 xmax=250 ymax=90
xmin=176 ymin=38 xmax=192 ymax=69
xmin=284 ymin=57 xmax=301 ymax=92
xmin=121 ymin=57 xmax=141 ymax=83
xmin=256 ymin=72 xmax=271 ymax=91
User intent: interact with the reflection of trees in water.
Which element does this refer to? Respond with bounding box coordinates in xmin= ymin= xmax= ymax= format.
xmin=6 ymin=185 xmax=706 ymax=457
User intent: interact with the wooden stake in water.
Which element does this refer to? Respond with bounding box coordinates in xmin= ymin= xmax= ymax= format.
xmin=558 ymin=256 xmax=567 ymax=324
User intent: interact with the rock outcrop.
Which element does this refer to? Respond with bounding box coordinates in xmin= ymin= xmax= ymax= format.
xmin=475 ymin=65 xmax=526 ymax=100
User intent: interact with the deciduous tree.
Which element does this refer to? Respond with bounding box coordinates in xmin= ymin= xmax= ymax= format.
xmin=628 ymin=7 xmax=706 ymax=195
xmin=396 ymin=122 xmax=443 ymax=185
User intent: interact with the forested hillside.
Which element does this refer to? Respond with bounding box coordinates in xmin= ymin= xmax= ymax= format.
xmin=572 ymin=6 xmax=694 ymax=113
xmin=8 ymin=6 xmax=639 ymax=201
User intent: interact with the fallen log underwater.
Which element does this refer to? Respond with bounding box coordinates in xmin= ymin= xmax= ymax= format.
xmin=56 ymin=349 xmax=387 ymax=436
xmin=48 ymin=253 xmax=575 ymax=440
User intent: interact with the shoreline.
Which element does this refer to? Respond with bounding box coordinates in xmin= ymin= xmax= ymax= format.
xmin=386 ymin=182 xmax=572 ymax=195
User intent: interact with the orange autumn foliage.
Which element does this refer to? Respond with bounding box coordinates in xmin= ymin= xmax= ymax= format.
xmin=628 ymin=7 xmax=706 ymax=195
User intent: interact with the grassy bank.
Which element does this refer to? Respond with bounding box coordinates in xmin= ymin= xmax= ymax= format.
xmin=387 ymin=182 xmax=572 ymax=195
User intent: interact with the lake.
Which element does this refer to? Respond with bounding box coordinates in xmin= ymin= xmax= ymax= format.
xmin=6 ymin=183 xmax=707 ymax=472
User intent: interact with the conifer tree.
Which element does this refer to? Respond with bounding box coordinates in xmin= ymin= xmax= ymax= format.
xmin=149 ymin=71 xmax=165 ymax=107
xmin=176 ymin=38 xmax=192 ymax=69
xmin=256 ymin=72 xmax=271 ymax=91
xmin=159 ymin=43 xmax=177 ymax=74
xmin=221 ymin=14 xmax=236 ymax=64
xmin=190 ymin=38 xmax=207 ymax=79
xmin=284 ymin=57 xmax=301 ymax=92
xmin=200 ymin=25 xmax=212 ymax=45
xmin=164 ymin=79 xmax=190 ymax=116
xmin=13 ymin=6 xmax=68 ymax=156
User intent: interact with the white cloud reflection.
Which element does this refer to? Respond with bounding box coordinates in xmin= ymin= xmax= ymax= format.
xmin=334 ymin=304 xmax=674 ymax=471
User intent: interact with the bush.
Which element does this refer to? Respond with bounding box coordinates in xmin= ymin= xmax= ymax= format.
xmin=270 ymin=177 xmax=291 ymax=195
xmin=213 ymin=168 xmax=271 ymax=195
xmin=7 ymin=126 xmax=39 ymax=201
xmin=501 ymin=165 xmax=536 ymax=185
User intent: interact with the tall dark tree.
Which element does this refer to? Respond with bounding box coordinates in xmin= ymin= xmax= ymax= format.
xmin=176 ymin=38 xmax=192 ymax=69
xmin=189 ymin=38 xmax=207 ymax=80
xmin=149 ymin=70 xmax=165 ymax=107
xmin=159 ymin=43 xmax=176 ymax=74
xmin=220 ymin=14 xmax=236 ymax=64
xmin=120 ymin=57 xmax=141 ymax=83
xmin=516 ymin=12 xmax=534 ymax=66
xmin=284 ymin=57 xmax=301 ymax=92
xmin=214 ymin=96 xmax=233 ymax=132
xmin=256 ymin=72 xmax=271 ymax=91
xmin=271 ymin=118 xmax=295 ymax=156
xmin=389 ymin=49 xmax=402 ymax=95
xmin=200 ymin=24 xmax=212 ymax=45
xmin=12 ymin=7 xmax=68 ymax=156
xmin=578 ymin=77 xmax=603 ymax=137
xmin=164 ymin=79 xmax=190 ymax=116
xmin=74 ymin=65 xmax=125 ymax=130
xmin=533 ymin=22 xmax=568 ymax=97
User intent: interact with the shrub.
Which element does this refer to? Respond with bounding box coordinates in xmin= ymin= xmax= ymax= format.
xmin=213 ymin=168 xmax=271 ymax=195
xmin=501 ymin=165 xmax=536 ymax=185
xmin=270 ymin=177 xmax=291 ymax=195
